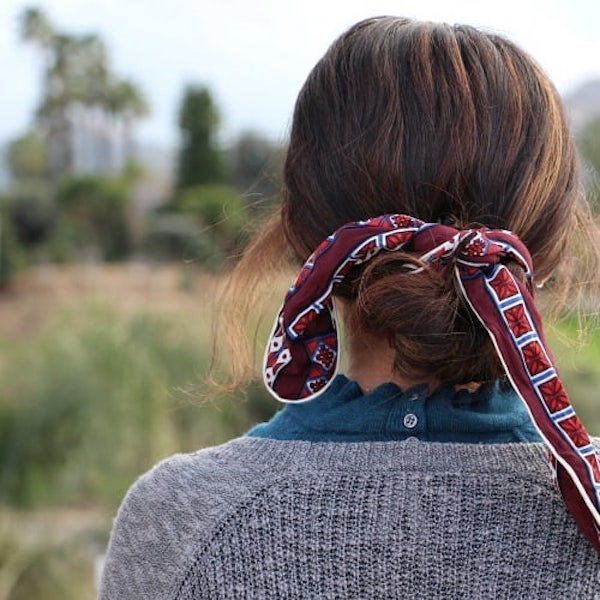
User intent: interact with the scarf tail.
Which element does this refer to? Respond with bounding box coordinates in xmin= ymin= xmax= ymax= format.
xmin=458 ymin=264 xmax=600 ymax=552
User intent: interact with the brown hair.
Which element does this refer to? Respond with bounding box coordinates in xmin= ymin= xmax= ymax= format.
xmin=218 ymin=16 xmax=598 ymax=387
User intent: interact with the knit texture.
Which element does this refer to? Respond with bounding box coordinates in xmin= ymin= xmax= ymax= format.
xmin=100 ymin=436 xmax=600 ymax=599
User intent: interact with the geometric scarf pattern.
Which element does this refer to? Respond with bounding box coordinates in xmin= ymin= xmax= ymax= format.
xmin=263 ymin=214 xmax=600 ymax=553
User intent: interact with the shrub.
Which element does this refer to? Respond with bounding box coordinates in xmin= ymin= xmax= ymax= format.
xmin=55 ymin=176 xmax=133 ymax=261
xmin=0 ymin=302 xmax=276 ymax=509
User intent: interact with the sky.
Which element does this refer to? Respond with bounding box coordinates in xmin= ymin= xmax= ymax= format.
xmin=1 ymin=0 xmax=599 ymax=150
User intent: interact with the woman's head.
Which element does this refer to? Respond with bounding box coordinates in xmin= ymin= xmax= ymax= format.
xmin=220 ymin=16 xmax=597 ymax=388
xmin=282 ymin=16 xmax=576 ymax=277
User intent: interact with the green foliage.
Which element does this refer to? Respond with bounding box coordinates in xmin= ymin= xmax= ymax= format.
xmin=176 ymin=85 xmax=223 ymax=188
xmin=106 ymin=79 xmax=149 ymax=120
xmin=0 ymin=180 xmax=127 ymax=271
xmin=7 ymin=132 xmax=48 ymax=181
xmin=176 ymin=183 xmax=249 ymax=263
xmin=120 ymin=159 xmax=145 ymax=186
xmin=0 ymin=307 xmax=186 ymax=507
xmin=0 ymin=167 xmax=139 ymax=272
xmin=42 ymin=34 xmax=110 ymax=112
xmin=0 ymin=302 xmax=275 ymax=509
xmin=148 ymin=184 xmax=249 ymax=267
xmin=0 ymin=511 xmax=104 ymax=600
xmin=2 ymin=533 xmax=96 ymax=600
xmin=8 ymin=194 xmax=56 ymax=247
xmin=20 ymin=7 xmax=53 ymax=48
xmin=141 ymin=213 xmax=207 ymax=263
xmin=55 ymin=175 xmax=132 ymax=260
xmin=176 ymin=184 xmax=246 ymax=229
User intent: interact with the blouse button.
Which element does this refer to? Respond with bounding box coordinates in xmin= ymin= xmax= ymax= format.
xmin=403 ymin=413 xmax=418 ymax=429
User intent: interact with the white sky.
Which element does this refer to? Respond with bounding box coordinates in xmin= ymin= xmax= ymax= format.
xmin=1 ymin=0 xmax=599 ymax=149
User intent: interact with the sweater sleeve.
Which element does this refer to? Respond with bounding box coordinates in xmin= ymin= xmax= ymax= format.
xmin=98 ymin=444 xmax=262 ymax=600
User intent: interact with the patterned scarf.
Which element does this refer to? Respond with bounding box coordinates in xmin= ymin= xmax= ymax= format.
xmin=263 ymin=214 xmax=600 ymax=553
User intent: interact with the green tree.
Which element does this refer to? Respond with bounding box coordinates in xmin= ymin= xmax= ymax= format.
xmin=20 ymin=6 xmax=149 ymax=178
xmin=176 ymin=85 xmax=223 ymax=189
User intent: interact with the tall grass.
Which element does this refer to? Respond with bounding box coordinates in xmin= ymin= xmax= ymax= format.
xmin=0 ymin=302 xmax=275 ymax=510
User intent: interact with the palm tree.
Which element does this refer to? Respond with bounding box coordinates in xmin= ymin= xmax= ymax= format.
xmin=107 ymin=79 xmax=150 ymax=163
xmin=20 ymin=6 xmax=149 ymax=177
xmin=21 ymin=7 xmax=53 ymax=54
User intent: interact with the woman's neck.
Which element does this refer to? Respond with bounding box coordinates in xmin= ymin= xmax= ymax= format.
xmin=345 ymin=328 xmax=437 ymax=394
xmin=338 ymin=298 xmax=480 ymax=394
xmin=345 ymin=325 xmax=480 ymax=394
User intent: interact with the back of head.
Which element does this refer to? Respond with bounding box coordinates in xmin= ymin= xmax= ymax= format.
xmin=279 ymin=16 xmax=585 ymax=386
xmin=222 ymin=15 xmax=596 ymax=388
xmin=283 ymin=16 xmax=576 ymax=265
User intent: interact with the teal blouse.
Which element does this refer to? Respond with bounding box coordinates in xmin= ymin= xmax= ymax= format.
xmin=246 ymin=374 xmax=542 ymax=443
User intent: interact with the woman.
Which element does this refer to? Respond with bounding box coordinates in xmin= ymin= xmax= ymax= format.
xmin=100 ymin=16 xmax=600 ymax=599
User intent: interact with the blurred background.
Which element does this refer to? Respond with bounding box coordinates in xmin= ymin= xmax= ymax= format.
xmin=0 ymin=1 xmax=599 ymax=598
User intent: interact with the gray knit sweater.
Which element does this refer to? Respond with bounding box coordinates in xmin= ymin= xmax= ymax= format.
xmin=99 ymin=436 xmax=600 ymax=599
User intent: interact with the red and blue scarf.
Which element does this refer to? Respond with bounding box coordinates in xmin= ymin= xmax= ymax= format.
xmin=263 ymin=214 xmax=600 ymax=553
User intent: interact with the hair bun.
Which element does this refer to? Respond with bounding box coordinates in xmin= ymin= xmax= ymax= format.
xmin=353 ymin=252 xmax=502 ymax=385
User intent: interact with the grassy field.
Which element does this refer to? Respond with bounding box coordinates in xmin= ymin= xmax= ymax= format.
xmin=0 ymin=263 xmax=598 ymax=599
xmin=0 ymin=263 xmax=278 ymax=600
